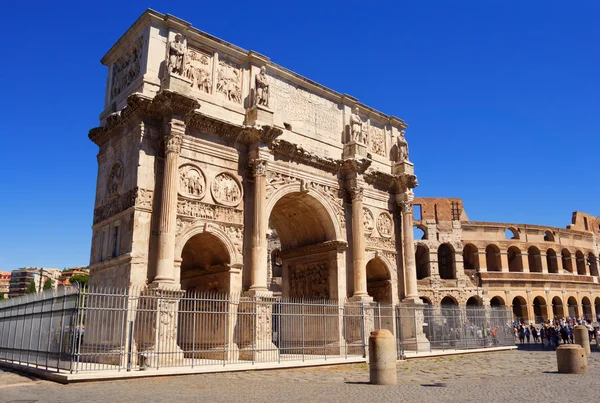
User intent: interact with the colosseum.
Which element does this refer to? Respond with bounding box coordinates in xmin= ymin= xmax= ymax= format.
xmin=403 ymin=197 xmax=600 ymax=324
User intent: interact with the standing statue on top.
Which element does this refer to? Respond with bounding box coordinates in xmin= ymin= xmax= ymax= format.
xmin=255 ymin=65 xmax=270 ymax=107
xmin=396 ymin=130 xmax=409 ymax=162
xmin=167 ymin=33 xmax=187 ymax=75
xmin=350 ymin=106 xmax=366 ymax=143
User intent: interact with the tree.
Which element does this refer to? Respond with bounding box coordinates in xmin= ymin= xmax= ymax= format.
xmin=43 ymin=278 xmax=54 ymax=291
xmin=69 ymin=274 xmax=89 ymax=287
xmin=26 ymin=279 xmax=37 ymax=294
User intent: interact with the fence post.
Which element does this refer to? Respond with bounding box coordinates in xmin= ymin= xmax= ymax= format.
xmin=57 ymin=291 xmax=67 ymax=372
xmin=360 ymin=302 xmax=366 ymax=358
xmin=127 ymin=320 xmax=133 ymax=371
xmin=301 ymin=299 xmax=305 ymax=362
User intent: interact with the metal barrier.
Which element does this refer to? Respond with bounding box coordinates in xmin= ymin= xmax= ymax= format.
xmin=0 ymin=287 xmax=514 ymax=374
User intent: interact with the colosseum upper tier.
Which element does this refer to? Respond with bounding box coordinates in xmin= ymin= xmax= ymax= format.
xmin=412 ymin=198 xmax=600 ymax=324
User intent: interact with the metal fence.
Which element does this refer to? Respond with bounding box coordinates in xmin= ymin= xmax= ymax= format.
xmin=0 ymin=287 xmax=514 ymax=374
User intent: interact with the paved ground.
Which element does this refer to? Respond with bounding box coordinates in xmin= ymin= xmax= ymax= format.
xmin=1 ymin=345 xmax=599 ymax=402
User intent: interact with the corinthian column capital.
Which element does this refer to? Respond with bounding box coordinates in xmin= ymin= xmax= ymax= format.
xmin=164 ymin=134 xmax=183 ymax=154
xmin=250 ymin=158 xmax=268 ymax=177
xmin=397 ymin=188 xmax=414 ymax=213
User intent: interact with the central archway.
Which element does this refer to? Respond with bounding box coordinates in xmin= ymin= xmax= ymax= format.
xmin=532 ymin=296 xmax=547 ymax=323
xmin=269 ymin=191 xmax=342 ymax=299
xmin=552 ymin=296 xmax=564 ymax=318
xmin=512 ymin=296 xmax=528 ymax=323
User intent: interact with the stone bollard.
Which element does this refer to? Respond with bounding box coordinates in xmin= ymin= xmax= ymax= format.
xmin=368 ymin=329 xmax=397 ymax=385
xmin=556 ymin=344 xmax=588 ymax=375
xmin=573 ymin=325 xmax=591 ymax=355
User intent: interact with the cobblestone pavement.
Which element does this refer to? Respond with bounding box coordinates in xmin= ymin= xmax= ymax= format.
xmin=1 ymin=347 xmax=599 ymax=402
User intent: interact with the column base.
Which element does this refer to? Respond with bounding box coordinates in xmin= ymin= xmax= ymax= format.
xmin=349 ymin=293 xmax=374 ymax=303
xmin=246 ymin=287 xmax=273 ymax=297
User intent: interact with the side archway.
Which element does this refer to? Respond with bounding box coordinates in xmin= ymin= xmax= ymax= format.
xmin=532 ymin=296 xmax=548 ymax=323
xmin=528 ymin=246 xmax=542 ymax=273
xmin=490 ymin=296 xmax=505 ymax=307
xmin=575 ymin=251 xmax=586 ymax=275
xmin=462 ymin=244 xmax=479 ymax=272
xmin=561 ymin=249 xmax=573 ymax=273
xmin=588 ymin=253 xmax=598 ymax=276
xmin=582 ymin=297 xmax=592 ymax=321
xmin=567 ymin=296 xmax=579 ymax=318
xmin=552 ymin=296 xmax=565 ymax=318
xmin=365 ymin=254 xmax=395 ymax=304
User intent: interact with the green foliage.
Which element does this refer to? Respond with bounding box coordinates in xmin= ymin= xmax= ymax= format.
xmin=69 ymin=274 xmax=89 ymax=287
xmin=43 ymin=278 xmax=54 ymax=290
xmin=25 ymin=280 xmax=37 ymax=294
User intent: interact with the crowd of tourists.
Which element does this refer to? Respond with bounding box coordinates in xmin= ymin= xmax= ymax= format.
xmin=514 ymin=316 xmax=600 ymax=350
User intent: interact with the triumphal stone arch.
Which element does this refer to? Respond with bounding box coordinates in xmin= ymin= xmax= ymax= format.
xmin=87 ymin=10 xmax=427 ymax=362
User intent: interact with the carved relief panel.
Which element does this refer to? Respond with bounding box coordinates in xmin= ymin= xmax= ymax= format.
xmin=216 ymin=58 xmax=242 ymax=104
xmin=186 ymin=47 xmax=213 ymax=94
xmin=211 ymin=172 xmax=242 ymax=207
xmin=363 ymin=208 xmax=374 ymax=235
xmin=369 ymin=122 xmax=386 ymax=157
xmin=111 ymin=37 xmax=143 ymax=100
xmin=376 ymin=212 xmax=393 ymax=238
xmin=289 ymin=262 xmax=329 ymax=299
xmin=107 ymin=161 xmax=124 ymax=197
xmin=178 ymin=165 xmax=206 ymax=200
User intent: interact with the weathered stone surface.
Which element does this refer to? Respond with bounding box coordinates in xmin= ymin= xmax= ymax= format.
xmin=556 ymin=344 xmax=588 ymax=374
xmin=368 ymin=329 xmax=397 ymax=385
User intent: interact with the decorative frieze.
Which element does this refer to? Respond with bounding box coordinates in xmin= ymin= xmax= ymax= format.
xmin=365 ymin=236 xmax=396 ymax=251
xmin=363 ymin=208 xmax=374 ymax=235
xmin=369 ymin=124 xmax=386 ymax=157
xmin=177 ymin=198 xmax=243 ymax=225
xmin=94 ymin=187 xmax=136 ymax=224
xmin=269 ymin=139 xmax=342 ymax=173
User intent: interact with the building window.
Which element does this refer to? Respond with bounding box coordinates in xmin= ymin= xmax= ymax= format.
xmin=111 ymin=223 xmax=121 ymax=258
xmin=583 ymin=217 xmax=589 ymax=231
xmin=101 ymin=226 xmax=110 ymax=261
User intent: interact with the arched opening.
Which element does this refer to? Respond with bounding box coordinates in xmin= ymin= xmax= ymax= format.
xmin=581 ymin=297 xmax=592 ymax=322
xmin=546 ymin=249 xmax=558 ymax=274
xmin=438 ymin=244 xmax=455 ymax=279
xmin=178 ymin=231 xmax=232 ymax=358
xmin=575 ymin=251 xmax=586 ymax=275
xmin=595 ymin=298 xmax=600 ymax=320
xmin=485 ymin=244 xmax=501 ymax=272
xmin=561 ymin=249 xmax=573 ymax=273
xmin=366 ymin=258 xmax=392 ymax=304
xmin=413 ymin=225 xmax=427 ymax=240
xmin=507 ymin=246 xmax=523 ymax=272
xmin=512 ymin=296 xmax=528 ymax=323
xmin=462 ymin=244 xmax=479 ymax=274
xmin=505 ymin=227 xmax=519 ymax=240
xmin=527 ymin=246 xmax=542 ymax=273
xmin=441 ymin=296 xmax=459 ymax=328
xmin=466 ymin=296 xmax=483 ymax=324
xmin=420 ymin=297 xmax=432 ymax=305
xmin=543 ymin=230 xmax=555 ymax=242
xmin=552 ymin=296 xmax=565 ymax=318
xmin=532 ymin=296 xmax=547 ymax=323
xmin=490 ymin=296 xmax=505 ymax=307
xmin=180 ymin=232 xmax=231 ymax=292
xmin=269 ymin=192 xmax=338 ymax=299
xmin=588 ymin=253 xmax=599 ymax=276
xmin=415 ymin=244 xmax=430 ymax=280
xmin=567 ymin=296 xmax=579 ymax=318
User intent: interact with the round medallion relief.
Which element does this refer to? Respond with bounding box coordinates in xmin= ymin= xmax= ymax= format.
xmin=377 ymin=212 xmax=393 ymax=238
xmin=363 ymin=208 xmax=374 ymax=235
xmin=211 ymin=172 xmax=242 ymax=207
xmin=107 ymin=161 xmax=123 ymax=197
xmin=178 ymin=165 xmax=206 ymax=199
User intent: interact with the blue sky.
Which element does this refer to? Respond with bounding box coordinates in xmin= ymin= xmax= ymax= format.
xmin=0 ymin=1 xmax=598 ymax=271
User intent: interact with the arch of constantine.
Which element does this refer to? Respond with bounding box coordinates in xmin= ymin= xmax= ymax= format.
xmin=88 ymin=9 xmax=419 ymax=305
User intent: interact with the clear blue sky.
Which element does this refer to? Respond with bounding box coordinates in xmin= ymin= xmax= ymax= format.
xmin=0 ymin=1 xmax=598 ymax=271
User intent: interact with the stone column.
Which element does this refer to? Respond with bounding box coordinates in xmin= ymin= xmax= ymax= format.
xmin=541 ymin=253 xmax=549 ymax=273
xmin=154 ymin=118 xmax=184 ymax=284
xmin=500 ymin=252 xmax=509 ymax=273
xmin=478 ymin=252 xmax=488 ymax=272
xmin=348 ymin=185 xmax=369 ymax=299
xmin=249 ymin=159 xmax=269 ymax=294
xmin=522 ymin=252 xmax=530 ymax=273
xmin=398 ymin=189 xmax=419 ymax=302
